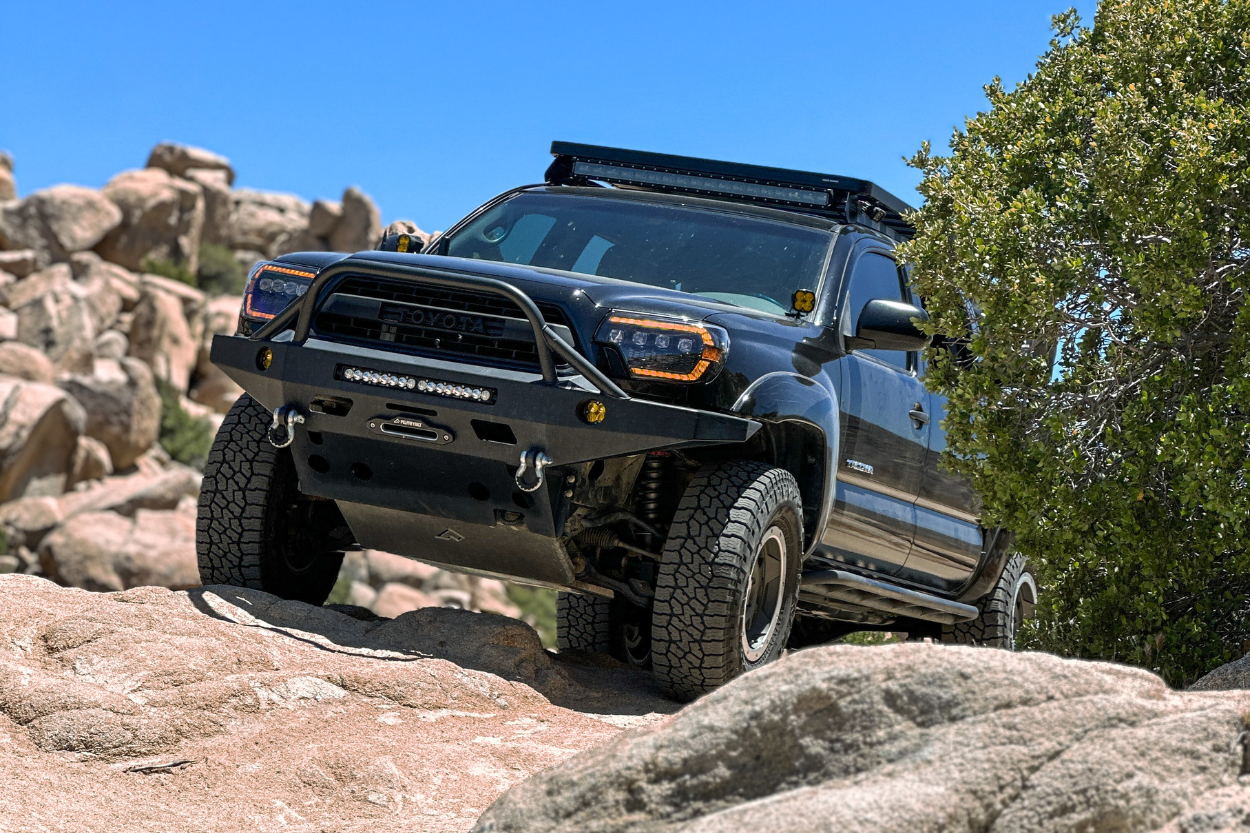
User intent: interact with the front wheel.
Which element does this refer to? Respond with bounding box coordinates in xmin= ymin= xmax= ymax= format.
xmin=196 ymin=394 xmax=346 ymax=605
xmin=650 ymin=461 xmax=803 ymax=701
xmin=942 ymin=552 xmax=1037 ymax=650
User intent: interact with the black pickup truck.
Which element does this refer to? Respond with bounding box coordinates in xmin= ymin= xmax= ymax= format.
xmin=197 ymin=142 xmax=1037 ymax=701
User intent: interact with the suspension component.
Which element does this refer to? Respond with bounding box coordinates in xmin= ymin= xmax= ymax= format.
xmin=635 ymin=451 xmax=675 ymax=548
xmin=575 ymin=527 xmax=659 ymax=560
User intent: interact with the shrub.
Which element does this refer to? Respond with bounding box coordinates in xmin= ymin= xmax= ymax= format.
xmin=140 ymin=256 xmax=195 ymax=287
xmin=156 ymin=378 xmax=215 ymax=469
xmin=899 ymin=1 xmax=1250 ymax=686
xmin=196 ymin=243 xmax=246 ymax=296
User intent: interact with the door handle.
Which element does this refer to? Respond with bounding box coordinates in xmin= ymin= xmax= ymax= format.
xmin=909 ymin=403 xmax=930 ymax=428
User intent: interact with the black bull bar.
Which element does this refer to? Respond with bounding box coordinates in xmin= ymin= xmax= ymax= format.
xmin=210 ymin=258 xmax=760 ymax=589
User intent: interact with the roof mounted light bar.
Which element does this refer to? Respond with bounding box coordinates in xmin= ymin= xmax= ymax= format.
xmin=546 ymin=141 xmax=916 ymax=242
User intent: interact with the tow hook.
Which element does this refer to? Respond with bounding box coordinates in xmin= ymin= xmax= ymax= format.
xmin=267 ymin=406 xmax=305 ymax=449
xmin=515 ymin=447 xmax=553 ymax=492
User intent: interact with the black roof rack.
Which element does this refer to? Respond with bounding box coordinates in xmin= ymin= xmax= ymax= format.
xmin=546 ymin=141 xmax=915 ymax=242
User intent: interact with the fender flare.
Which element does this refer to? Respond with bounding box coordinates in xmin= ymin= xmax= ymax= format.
xmin=731 ymin=371 xmax=839 ymax=557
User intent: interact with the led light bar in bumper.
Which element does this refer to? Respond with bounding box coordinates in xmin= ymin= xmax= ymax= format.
xmin=336 ymin=365 xmax=495 ymax=402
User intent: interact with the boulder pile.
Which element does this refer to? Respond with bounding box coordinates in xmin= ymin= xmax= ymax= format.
xmin=0 ymin=143 xmax=472 ymax=622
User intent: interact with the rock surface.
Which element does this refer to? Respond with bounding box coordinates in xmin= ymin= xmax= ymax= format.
xmin=5 ymin=263 xmax=100 ymax=371
xmin=145 ymin=142 xmax=235 ymax=186
xmin=127 ymin=277 xmax=201 ymax=389
xmin=58 ymin=357 xmax=161 ymax=471
xmin=475 ymin=643 xmax=1250 ymax=833
xmin=329 ymin=185 xmax=383 ymax=253
xmin=0 ymin=185 xmax=122 ymax=268
xmin=0 ymin=151 xmax=14 ymax=201
xmin=0 ymin=574 xmax=670 ymax=832
xmin=0 ymin=377 xmax=85 ymax=503
xmin=95 ymin=168 xmax=205 ymax=273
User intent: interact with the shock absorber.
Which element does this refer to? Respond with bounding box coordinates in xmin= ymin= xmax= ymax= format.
xmin=635 ymin=452 xmax=674 ymax=549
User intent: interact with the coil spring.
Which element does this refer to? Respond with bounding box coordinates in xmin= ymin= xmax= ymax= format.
xmin=635 ymin=452 xmax=673 ymax=546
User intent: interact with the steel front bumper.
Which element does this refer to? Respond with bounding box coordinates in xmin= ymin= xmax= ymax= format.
xmin=211 ymin=333 xmax=759 ymax=588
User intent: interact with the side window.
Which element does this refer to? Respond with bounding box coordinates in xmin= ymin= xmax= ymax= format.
xmin=847 ymin=252 xmax=910 ymax=370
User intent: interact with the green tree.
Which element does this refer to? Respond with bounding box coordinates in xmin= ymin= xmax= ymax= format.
xmin=899 ymin=0 xmax=1250 ymax=686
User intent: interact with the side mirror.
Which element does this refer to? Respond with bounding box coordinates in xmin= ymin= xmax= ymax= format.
xmin=851 ymin=299 xmax=930 ymax=352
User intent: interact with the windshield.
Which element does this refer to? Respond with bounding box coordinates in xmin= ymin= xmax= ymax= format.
xmin=444 ymin=192 xmax=832 ymax=315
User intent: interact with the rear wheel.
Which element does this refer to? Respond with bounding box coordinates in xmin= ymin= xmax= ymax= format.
xmin=555 ymin=592 xmax=653 ymax=667
xmin=942 ymin=552 xmax=1037 ymax=649
xmin=197 ymin=394 xmax=346 ymax=605
xmin=555 ymin=592 xmax=610 ymax=653
xmin=650 ymin=461 xmax=803 ymax=701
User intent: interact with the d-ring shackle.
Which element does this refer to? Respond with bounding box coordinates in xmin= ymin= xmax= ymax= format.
xmin=268 ymin=406 xmax=305 ymax=449
xmin=515 ymin=447 xmax=553 ymax=492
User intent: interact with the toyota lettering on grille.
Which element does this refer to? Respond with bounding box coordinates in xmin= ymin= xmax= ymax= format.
xmin=378 ymin=303 xmax=504 ymax=337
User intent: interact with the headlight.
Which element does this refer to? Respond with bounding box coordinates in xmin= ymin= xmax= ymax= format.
xmin=242 ymin=262 xmax=316 ymax=322
xmin=594 ymin=314 xmax=728 ymax=382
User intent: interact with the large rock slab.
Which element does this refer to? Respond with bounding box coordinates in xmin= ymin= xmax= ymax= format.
xmin=95 ymin=168 xmax=204 ymax=273
xmin=0 ymin=185 xmax=121 ymax=268
xmin=475 ymin=643 xmax=1250 ymax=833
xmin=0 ymin=575 xmax=670 ymax=831
xmin=0 ymin=376 xmax=85 ymax=502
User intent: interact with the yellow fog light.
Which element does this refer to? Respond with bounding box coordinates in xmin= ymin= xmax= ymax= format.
xmin=792 ymin=289 xmax=816 ymax=314
xmin=257 ymin=347 xmax=273 ymax=371
xmin=580 ymin=400 xmax=607 ymax=424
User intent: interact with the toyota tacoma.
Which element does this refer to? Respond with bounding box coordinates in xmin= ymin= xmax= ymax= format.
xmin=197 ymin=142 xmax=1037 ymax=701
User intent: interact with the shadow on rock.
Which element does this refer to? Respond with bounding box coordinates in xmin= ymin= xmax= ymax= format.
xmin=187 ymin=584 xmax=668 ymax=716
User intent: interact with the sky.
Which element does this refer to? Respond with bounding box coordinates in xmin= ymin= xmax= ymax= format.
xmin=1 ymin=1 xmax=1098 ymax=233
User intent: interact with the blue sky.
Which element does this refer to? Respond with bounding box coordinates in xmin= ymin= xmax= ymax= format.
xmin=1 ymin=1 xmax=1096 ymax=232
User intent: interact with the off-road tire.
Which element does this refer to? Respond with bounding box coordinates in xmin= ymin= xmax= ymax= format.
xmin=556 ymin=592 xmax=611 ymax=653
xmin=651 ymin=460 xmax=803 ymax=701
xmin=197 ymin=394 xmax=344 ymax=605
xmin=942 ymin=552 xmax=1036 ymax=650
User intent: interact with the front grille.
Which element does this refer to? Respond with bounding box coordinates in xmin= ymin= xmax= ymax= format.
xmin=312 ymin=276 xmax=573 ymax=372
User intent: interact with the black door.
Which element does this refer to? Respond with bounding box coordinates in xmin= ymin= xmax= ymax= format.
xmin=900 ymin=388 xmax=984 ymax=591
xmin=818 ymin=250 xmax=930 ymax=576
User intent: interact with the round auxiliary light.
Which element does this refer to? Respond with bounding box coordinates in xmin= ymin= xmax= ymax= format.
xmin=257 ymin=347 xmax=273 ymax=371
xmin=580 ymin=400 xmax=607 ymax=424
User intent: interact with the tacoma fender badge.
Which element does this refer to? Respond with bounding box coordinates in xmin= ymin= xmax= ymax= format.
xmin=435 ymin=528 xmax=465 ymax=542
xmin=845 ymin=459 xmax=874 ymax=476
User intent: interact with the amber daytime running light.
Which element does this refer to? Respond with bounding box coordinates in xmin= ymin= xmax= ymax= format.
xmin=243 ymin=263 xmax=317 ymax=321
xmin=594 ymin=315 xmax=729 ymax=382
